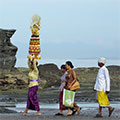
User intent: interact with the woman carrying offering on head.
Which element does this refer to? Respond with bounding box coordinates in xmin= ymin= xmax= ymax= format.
xmin=22 ymin=57 xmax=41 ymax=115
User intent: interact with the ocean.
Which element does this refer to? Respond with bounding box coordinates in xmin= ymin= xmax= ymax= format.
xmin=16 ymin=58 xmax=120 ymax=68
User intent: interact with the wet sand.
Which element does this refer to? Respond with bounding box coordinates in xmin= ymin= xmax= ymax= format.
xmin=0 ymin=108 xmax=119 ymax=120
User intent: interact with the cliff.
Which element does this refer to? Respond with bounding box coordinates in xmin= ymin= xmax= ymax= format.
xmin=0 ymin=28 xmax=18 ymax=69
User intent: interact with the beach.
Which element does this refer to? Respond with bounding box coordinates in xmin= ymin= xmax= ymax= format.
xmin=0 ymin=59 xmax=120 ymax=120
xmin=0 ymin=93 xmax=120 ymax=120
xmin=0 ymin=107 xmax=120 ymax=120
xmin=0 ymin=82 xmax=120 ymax=120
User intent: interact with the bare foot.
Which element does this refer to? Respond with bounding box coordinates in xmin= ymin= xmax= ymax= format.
xmin=34 ymin=111 xmax=41 ymax=116
xmin=21 ymin=108 xmax=28 ymax=115
xmin=77 ymin=107 xmax=81 ymax=115
xmin=22 ymin=111 xmax=28 ymax=116
xmin=66 ymin=110 xmax=72 ymax=116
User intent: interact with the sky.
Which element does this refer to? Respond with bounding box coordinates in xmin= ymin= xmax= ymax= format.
xmin=0 ymin=0 xmax=120 ymax=63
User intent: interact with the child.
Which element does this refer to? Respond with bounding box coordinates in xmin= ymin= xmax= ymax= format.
xmin=55 ymin=65 xmax=68 ymax=115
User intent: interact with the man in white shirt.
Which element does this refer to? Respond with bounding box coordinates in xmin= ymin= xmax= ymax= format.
xmin=94 ymin=57 xmax=114 ymax=117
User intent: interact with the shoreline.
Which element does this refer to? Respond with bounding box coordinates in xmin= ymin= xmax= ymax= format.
xmin=0 ymin=101 xmax=120 ymax=119
xmin=15 ymin=58 xmax=120 ymax=69
xmin=0 ymin=107 xmax=120 ymax=120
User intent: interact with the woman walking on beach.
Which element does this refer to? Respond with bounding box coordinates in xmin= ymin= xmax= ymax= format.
xmin=55 ymin=65 xmax=68 ymax=116
xmin=94 ymin=57 xmax=114 ymax=117
xmin=65 ymin=61 xmax=80 ymax=116
xmin=22 ymin=57 xmax=41 ymax=115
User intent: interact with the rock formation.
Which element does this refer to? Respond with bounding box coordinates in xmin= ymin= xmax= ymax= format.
xmin=0 ymin=64 xmax=62 ymax=91
xmin=0 ymin=28 xmax=18 ymax=69
xmin=0 ymin=65 xmax=119 ymax=103
xmin=0 ymin=64 xmax=119 ymax=91
xmin=38 ymin=64 xmax=62 ymax=87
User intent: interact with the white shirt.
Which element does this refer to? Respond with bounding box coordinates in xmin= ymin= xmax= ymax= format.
xmin=59 ymin=72 xmax=68 ymax=91
xmin=94 ymin=66 xmax=110 ymax=92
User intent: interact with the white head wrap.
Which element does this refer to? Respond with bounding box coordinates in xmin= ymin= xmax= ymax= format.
xmin=98 ymin=57 xmax=106 ymax=64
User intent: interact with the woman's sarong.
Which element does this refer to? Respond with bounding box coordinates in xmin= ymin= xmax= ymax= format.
xmin=59 ymin=91 xmax=67 ymax=110
xmin=26 ymin=85 xmax=40 ymax=111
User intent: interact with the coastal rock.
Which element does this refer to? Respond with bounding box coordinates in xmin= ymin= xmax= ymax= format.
xmin=0 ymin=107 xmax=17 ymax=113
xmin=0 ymin=65 xmax=119 ymax=91
xmin=38 ymin=64 xmax=62 ymax=87
xmin=0 ymin=63 xmax=62 ymax=91
xmin=0 ymin=65 xmax=119 ymax=103
xmin=0 ymin=28 xmax=18 ymax=69
xmin=0 ymin=68 xmax=28 ymax=91
xmin=75 ymin=65 xmax=120 ymax=87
